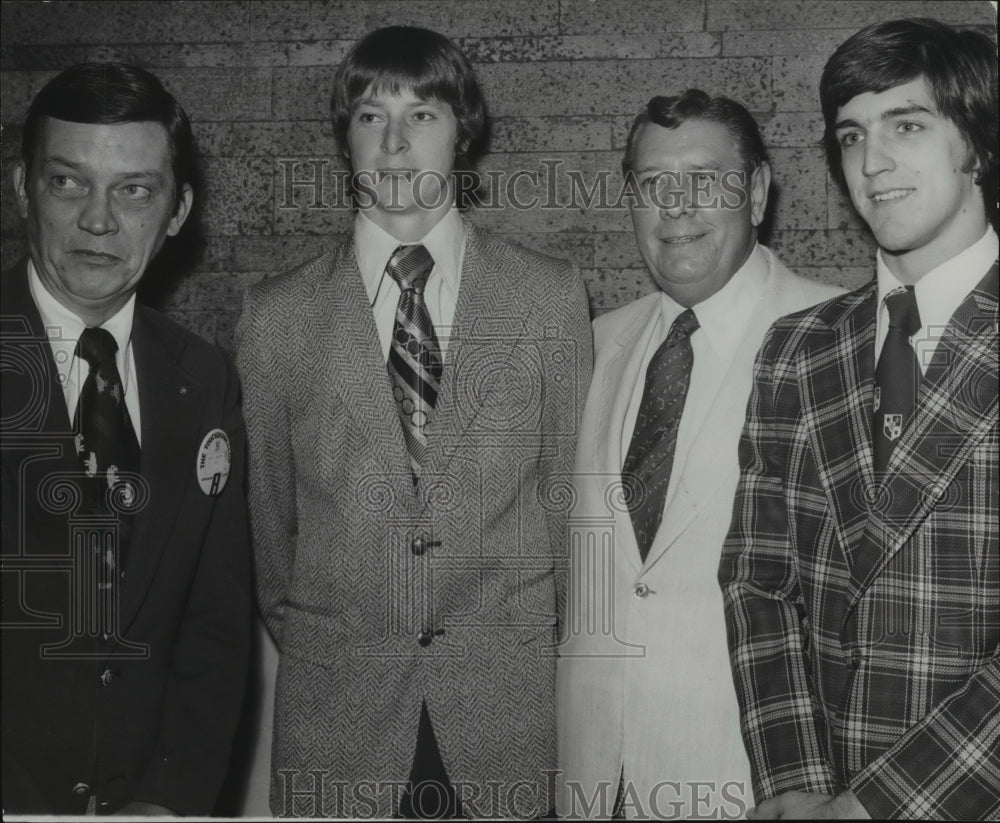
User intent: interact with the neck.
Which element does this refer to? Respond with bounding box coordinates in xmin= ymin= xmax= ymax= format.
xmin=882 ymin=213 xmax=988 ymax=285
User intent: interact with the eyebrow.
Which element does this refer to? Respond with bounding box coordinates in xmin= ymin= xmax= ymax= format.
xmin=834 ymin=103 xmax=936 ymax=131
xmin=43 ymin=155 xmax=166 ymax=182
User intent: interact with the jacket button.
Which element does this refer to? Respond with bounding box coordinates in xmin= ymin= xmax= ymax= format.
xmin=417 ymin=630 xmax=433 ymax=647
xmin=412 ymin=536 xmax=425 ymax=556
xmin=849 ymin=651 xmax=861 ymax=670
xmin=101 ymin=668 xmax=113 ymax=686
xmin=73 ymin=782 xmax=90 ymax=796
xmin=634 ymin=583 xmax=649 ymax=598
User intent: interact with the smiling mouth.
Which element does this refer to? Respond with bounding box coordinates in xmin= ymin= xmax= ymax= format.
xmin=661 ymin=233 xmax=706 ymax=245
xmin=871 ymin=189 xmax=913 ymax=203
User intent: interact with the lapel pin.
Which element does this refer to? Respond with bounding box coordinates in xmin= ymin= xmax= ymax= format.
xmin=197 ymin=428 xmax=231 ymax=496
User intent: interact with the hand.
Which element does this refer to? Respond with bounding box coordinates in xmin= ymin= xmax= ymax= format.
xmin=748 ymin=790 xmax=869 ymax=819
xmin=114 ymin=800 xmax=179 ymax=816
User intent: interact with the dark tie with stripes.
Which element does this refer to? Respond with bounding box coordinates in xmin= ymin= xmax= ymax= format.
xmin=385 ymin=244 xmax=443 ymax=477
xmin=74 ymin=326 xmax=141 ymax=573
xmin=622 ymin=308 xmax=699 ymax=562
xmin=873 ymin=286 xmax=921 ymax=474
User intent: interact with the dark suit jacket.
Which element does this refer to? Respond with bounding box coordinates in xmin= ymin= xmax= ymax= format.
xmin=1 ymin=262 xmax=252 ymax=815
xmin=237 ymin=223 xmax=592 ymax=818
xmin=720 ymin=265 xmax=999 ymax=819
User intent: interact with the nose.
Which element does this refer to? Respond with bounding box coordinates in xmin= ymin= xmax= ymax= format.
xmin=381 ymin=118 xmax=409 ymax=155
xmin=861 ymin=133 xmax=894 ymax=178
xmin=77 ymin=191 xmax=118 ymax=236
xmin=659 ymin=189 xmax=691 ymax=220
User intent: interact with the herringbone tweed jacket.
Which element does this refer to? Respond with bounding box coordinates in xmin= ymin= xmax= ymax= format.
xmin=720 ymin=264 xmax=999 ymax=820
xmin=236 ymin=223 xmax=592 ymax=819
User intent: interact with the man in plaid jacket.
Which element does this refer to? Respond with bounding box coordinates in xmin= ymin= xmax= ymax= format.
xmin=719 ymin=19 xmax=998 ymax=821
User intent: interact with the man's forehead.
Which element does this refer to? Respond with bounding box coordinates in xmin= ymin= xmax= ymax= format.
xmin=836 ymin=76 xmax=940 ymax=121
xmin=356 ymin=84 xmax=444 ymax=107
xmin=632 ymin=118 xmax=741 ymax=169
xmin=35 ymin=117 xmax=172 ymax=170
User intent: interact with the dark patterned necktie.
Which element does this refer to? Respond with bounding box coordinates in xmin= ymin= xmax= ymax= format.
xmin=74 ymin=326 xmax=140 ymax=572
xmin=873 ymin=286 xmax=921 ymax=474
xmin=622 ymin=308 xmax=699 ymax=562
xmin=384 ymin=244 xmax=443 ymax=477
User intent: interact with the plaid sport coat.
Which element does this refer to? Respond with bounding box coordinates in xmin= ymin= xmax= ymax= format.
xmin=719 ymin=263 xmax=999 ymax=820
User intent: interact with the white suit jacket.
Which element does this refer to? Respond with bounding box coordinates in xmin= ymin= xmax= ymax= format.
xmin=556 ymin=247 xmax=843 ymax=819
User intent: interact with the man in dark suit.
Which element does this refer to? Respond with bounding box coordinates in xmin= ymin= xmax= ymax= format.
xmin=1 ymin=63 xmax=251 ymax=816
xmin=237 ymin=26 xmax=591 ymax=819
xmin=720 ymin=19 xmax=998 ymax=820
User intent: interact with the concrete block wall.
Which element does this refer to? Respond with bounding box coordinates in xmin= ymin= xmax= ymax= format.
xmin=2 ymin=0 xmax=995 ymax=348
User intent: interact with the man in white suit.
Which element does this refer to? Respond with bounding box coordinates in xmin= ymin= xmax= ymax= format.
xmin=556 ymin=90 xmax=843 ymax=819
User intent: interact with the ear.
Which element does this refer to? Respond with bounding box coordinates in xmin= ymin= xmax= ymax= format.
xmin=12 ymin=160 xmax=30 ymax=219
xmin=166 ymin=183 xmax=194 ymax=237
xmin=749 ymin=161 xmax=771 ymax=228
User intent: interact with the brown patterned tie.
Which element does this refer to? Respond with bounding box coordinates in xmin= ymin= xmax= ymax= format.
xmin=622 ymin=308 xmax=699 ymax=562
xmin=873 ymin=286 xmax=921 ymax=474
xmin=384 ymin=244 xmax=443 ymax=477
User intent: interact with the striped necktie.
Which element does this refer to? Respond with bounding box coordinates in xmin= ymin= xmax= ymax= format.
xmin=384 ymin=244 xmax=443 ymax=477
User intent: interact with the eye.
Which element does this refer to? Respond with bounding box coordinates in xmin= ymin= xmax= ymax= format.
xmin=413 ymin=110 xmax=436 ymax=122
xmin=50 ymin=175 xmax=84 ymax=192
xmin=838 ymin=131 xmax=863 ymax=149
xmin=356 ymin=111 xmax=380 ymax=124
xmin=119 ymin=184 xmax=152 ymax=201
xmin=898 ymin=121 xmax=923 ymax=134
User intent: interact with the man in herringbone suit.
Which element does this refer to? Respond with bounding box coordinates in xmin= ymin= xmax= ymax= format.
xmin=720 ymin=19 xmax=999 ymax=820
xmin=237 ymin=28 xmax=591 ymax=819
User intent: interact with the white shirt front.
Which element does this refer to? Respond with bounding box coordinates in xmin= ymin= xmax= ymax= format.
xmin=28 ymin=259 xmax=142 ymax=442
xmin=355 ymin=208 xmax=465 ymax=362
xmin=621 ymin=242 xmax=771 ymax=510
xmin=875 ymin=225 xmax=999 ymax=373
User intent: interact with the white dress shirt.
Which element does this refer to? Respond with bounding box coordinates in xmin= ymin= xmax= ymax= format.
xmin=875 ymin=226 xmax=999 ymax=373
xmin=621 ymin=242 xmax=771 ymax=509
xmin=355 ymin=208 xmax=465 ymax=362
xmin=28 ymin=260 xmax=142 ymax=442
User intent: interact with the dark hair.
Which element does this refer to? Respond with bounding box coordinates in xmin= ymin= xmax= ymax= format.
xmin=621 ymin=89 xmax=768 ymax=175
xmin=330 ymin=26 xmax=486 ymax=160
xmin=21 ymin=62 xmax=196 ymax=199
xmin=820 ymin=18 xmax=998 ymax=212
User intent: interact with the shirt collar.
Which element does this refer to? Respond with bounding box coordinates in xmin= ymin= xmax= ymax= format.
xmin=355 ymin=208 xmax=464 ymax=301
xmin=27 ymin=258 xmax=136 ymax=364
xmin=659 ymin=242 xmax=770 ymax=363
xmin=877 ymin=225 xmax=999 ymax=328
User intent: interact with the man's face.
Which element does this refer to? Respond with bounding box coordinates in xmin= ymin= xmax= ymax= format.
xmin=347 ymin=86 xmax=459 ymax=238
xmin=628 ymin=118 xmax=769 ymax=307
xmin=14 ymin=117 xmax=192 ymax=325
xmin=834 ymin=76 xmax=984 ymax=280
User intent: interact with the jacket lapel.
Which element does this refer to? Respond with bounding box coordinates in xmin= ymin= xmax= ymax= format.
xmin=419 ymin=225 xmax=519 ymax=484
xmin=846 ymin=264 xmax=999 ymax=610
xmin=120 ymin=310 xmax=205 ymax=628
xmin=644 ymin=278 xmax=780 ymax=569
xmin=797 ymin=285 xmax=877 ymax=567
xmin=321 ymin=244 xmax=415 ymax=485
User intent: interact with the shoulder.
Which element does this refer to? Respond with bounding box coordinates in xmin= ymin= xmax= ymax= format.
xmin=761 ymin=279 xmax=875 ymax=363
xmin=592 ymin=292 xmax=659 ymax=349
xmin=466 ymin=225 xmax=577 ymax=286
xmin=135 ymin=304 xmax=236 ymax=388
xmin=242 ymin=246 xmax=346 ymax=315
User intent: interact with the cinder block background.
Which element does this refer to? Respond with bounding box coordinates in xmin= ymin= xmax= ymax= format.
xmin=1 ymin=0 xmax=995 ymax=352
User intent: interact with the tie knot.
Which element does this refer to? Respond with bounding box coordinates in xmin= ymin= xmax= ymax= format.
xmin=386 ymin=244 xmax=434 ymax=294
xmin=671 ymin=308 xmax=700 ymax=339
xmin=884 ymin=287 xmax=921 ymax=337
xmin=76 ymin=327 xmax=118 ymax=368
